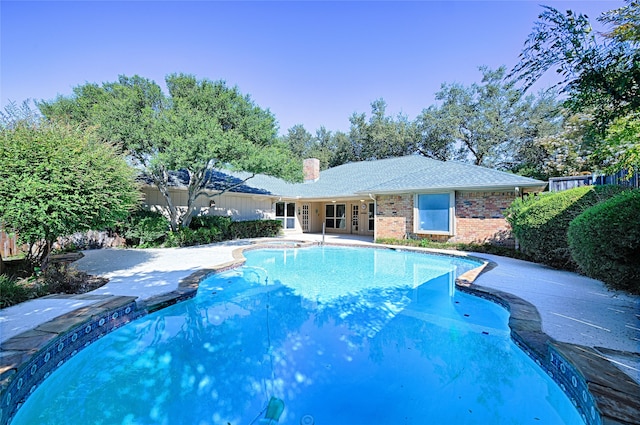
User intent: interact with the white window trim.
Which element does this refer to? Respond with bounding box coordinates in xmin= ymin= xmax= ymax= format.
xmin=413 ymin=192 xmax=455 ymax=236
xmin=275 ymin=201 xmax=297 ymax=230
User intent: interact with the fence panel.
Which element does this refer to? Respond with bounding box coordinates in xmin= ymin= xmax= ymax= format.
xmin=0 ymin=228 xmax=21 ymax=259
xmin=549 ymin=169 xmax=639 ymax=192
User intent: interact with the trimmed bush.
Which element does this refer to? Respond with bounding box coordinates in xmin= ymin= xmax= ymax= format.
xmin=506 ymin=185 xmax=626 ymax=269
xmin=227 ymin=220 xmax=282 ymax=239
xmin=568 ymin=189 xmax=640 ymax=294
xmin=189 ymin=215 xmax=232 ymax=231
xmin=119 ymin=209 xmax=170 ymax=247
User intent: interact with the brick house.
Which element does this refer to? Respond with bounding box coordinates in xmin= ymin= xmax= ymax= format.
xmin=141 ymin=155 xmax=546 ymax=245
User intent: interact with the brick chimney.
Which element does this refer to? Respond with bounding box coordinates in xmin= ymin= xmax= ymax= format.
xmin=303 ymin=158 xmax=320 ymax=182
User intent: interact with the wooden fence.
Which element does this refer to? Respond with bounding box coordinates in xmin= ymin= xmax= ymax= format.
xmin=549 ymin=169 xmax=639 ymax=192
xmin=0 ymin=227 xmax=22 ymax=259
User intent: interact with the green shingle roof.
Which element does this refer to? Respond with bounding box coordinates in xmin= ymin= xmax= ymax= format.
xmin=174 ymin=155 xmax=546 ymax=198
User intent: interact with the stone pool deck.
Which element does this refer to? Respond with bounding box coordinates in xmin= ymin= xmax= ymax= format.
xmin=0 ymin=235 xmax=638 ymax=425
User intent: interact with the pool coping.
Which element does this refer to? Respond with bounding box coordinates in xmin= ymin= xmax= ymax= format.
xmin=1 ymin=241 xmax=638 ymax=425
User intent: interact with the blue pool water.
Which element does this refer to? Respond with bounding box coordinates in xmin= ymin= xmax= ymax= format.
xmin=12 ymin=246 xmax=583 ymax=424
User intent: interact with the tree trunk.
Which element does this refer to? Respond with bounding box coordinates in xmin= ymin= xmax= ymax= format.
xmin=0 ymin=254 xmax=5 ymax=275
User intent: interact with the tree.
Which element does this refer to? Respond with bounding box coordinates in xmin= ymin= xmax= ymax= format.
xmin=591 ymin=112 xmax=640 ymax=175
xmin=510 ymin=2 xmax=640 ymax=134
xmin=413 ymin=105 xmax=457 ymax=161
xmin=533 ymin=113 xmax=591 ymax=178
xmin=328 ymin=131 xmax=356 ymax=167
xmin=282 ymin=124 xmax=314 ymax=160
xmin=40 ymin=74 xmax=302 ymax=230
xmin=0 ymin=118 xmax=139 ymax=267
xmin=335 ymin=99 xmax=415 ymax=165
xmin=425 ymin=66 xmax=535 ymax=168
xmin=509 ymin=89 xmax=566 ymax=179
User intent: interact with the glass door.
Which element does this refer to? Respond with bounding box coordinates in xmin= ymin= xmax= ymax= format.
xmin=351 ymin=204 xmax=359 ymax=233
xmin=302 ymin=204 xmax=309 ymax=232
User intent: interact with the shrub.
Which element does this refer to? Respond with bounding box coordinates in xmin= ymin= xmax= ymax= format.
xmin=119 ymin=209 xmax=170 ymax=247
xmin=227 ymin=220 xmax=282 ymax=239
xmin=568 ymin=189 xmax=640 ymax=294
xmin=189 ymin=215 xmax=232 ymax=232
xmin=505 ymin=185 xmax=626 ymax=269
xmin=174 ymin=227 xmax=222 ymax=247
xmin=0 ymin=274 xmax=33 ymax=308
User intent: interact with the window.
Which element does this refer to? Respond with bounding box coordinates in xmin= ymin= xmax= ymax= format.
xmin=415 ymin=193 xmax=454 ymax=234
xmin=325 ymin=203 xmax=346 ymax=229
xmin=275 ymin=202 xmax=296 ymax=229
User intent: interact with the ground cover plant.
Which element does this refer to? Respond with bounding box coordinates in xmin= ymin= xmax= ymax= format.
xmin=375 ymin=237 xmax=533 ymax=261
xmin=0 ymin=261 xmax=107 ymax=309
xmin=568 ymin=189 xmax=640 ymax=294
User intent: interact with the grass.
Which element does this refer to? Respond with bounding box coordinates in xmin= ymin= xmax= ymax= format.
xmin=375 ymin=238 xmax=534 ymax=261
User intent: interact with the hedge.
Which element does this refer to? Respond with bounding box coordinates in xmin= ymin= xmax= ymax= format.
xmin=118 ymin=209 xmax=170 ymax=247
xmin=568 ymin=189 xmax=640 ymax=294
xmin=506 ymin=185 xmax=626 ymax=269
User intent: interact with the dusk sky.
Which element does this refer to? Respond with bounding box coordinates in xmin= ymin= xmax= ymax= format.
xmin=1 ymin=1 xmax=622 ymax=135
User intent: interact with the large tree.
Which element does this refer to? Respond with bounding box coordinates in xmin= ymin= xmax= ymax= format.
xmin=425 ymin=67 xmax=536 ymax=168
xmin=0 ymin=116 xmax=139 ymax=267
xmin=510 ymin=1 xmax=640 ymax=174
xmin=349 ymin=99 xmax=416 ymax=161
xmin=40 ymin=74 xmax=302 ymax=230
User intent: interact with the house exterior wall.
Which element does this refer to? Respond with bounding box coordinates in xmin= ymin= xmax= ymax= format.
xmin=451 ymin=191 xmax=515 ymax=245
xmin=375 ymin=191 xmax=516 ymax=245
xmin=141 ymin=186 xmax=275 ymax=221
xmin=375 ymin=194 xmax=414 ymax=239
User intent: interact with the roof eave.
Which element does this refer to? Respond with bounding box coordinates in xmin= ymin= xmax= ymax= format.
xmin=354 ymin=182 xmax=548 ymax=195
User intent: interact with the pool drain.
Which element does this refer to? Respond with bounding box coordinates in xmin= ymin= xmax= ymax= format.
xmin=300 ymin=414 xmax=314 ymax=424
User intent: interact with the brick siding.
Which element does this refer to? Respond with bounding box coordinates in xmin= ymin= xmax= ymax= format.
xmin=451 ymin=191 xmax=515 ymax=246
xmin=375 ymin=194 xmax=413 ymax=239
xmin=374 ymin=191 xmax=516 ymax=246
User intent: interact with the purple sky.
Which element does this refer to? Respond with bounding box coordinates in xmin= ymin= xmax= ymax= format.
xmin=1 ymin=1 xmax=622 ymax=135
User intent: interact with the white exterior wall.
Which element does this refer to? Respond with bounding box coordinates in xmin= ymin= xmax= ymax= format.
xmin=142 ymin=186 xmax=275 ymax=221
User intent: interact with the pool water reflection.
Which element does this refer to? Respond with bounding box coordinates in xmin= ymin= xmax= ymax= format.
xmin=12 ymin=246 xmax=583 ymax=424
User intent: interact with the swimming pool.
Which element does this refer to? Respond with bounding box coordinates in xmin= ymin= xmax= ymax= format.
xmin=11 ymin=246 xmax=583 ymax=424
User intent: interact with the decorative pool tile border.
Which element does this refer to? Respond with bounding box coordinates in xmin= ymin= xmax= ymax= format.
xmin=0 ymin=297 xmax=142 ymax=425
xmin=1 ymin=241 xmax=638 ymax=425
xmin=456 ymin=281 xmax=640 ymax=425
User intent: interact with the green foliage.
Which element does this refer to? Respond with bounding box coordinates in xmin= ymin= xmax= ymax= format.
xmin=0 ymin=119 xmax=139 ymax=265
xmin=161 ymin=218 xmax=280 ymax=247
xmin=227 ymin=220 xmax=282 ymax=239
xmin=506 ymin=185 xmax=626 ymax=269
xmin=39 ymin=73 xmax=303 ymax=231
xmin=347 ymin=98 xmax=416 ymax=161
xmin=591 ymin=112 xmax=640 ymax=175
xmin=0 ymin=274 xmax=34 ymax=308
xmin=0 ymin=263 xmax=108 ymax=308
xmin=166 ymin=227 xmax=220 ymax=247
xmin=189 ymin=215 xmax=232 ymax=231
xmin=119 ymin=209 xmax=170 ymax=247
xmin=511 ymin=2 xmax=640 ymax=134
xmin=417 ymin=67 xmax=565 ymax=171
xmin=568 ymin=189 xmax=640 ymax=293
xmin=374 ymin=238 xmax=533 ymax=261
